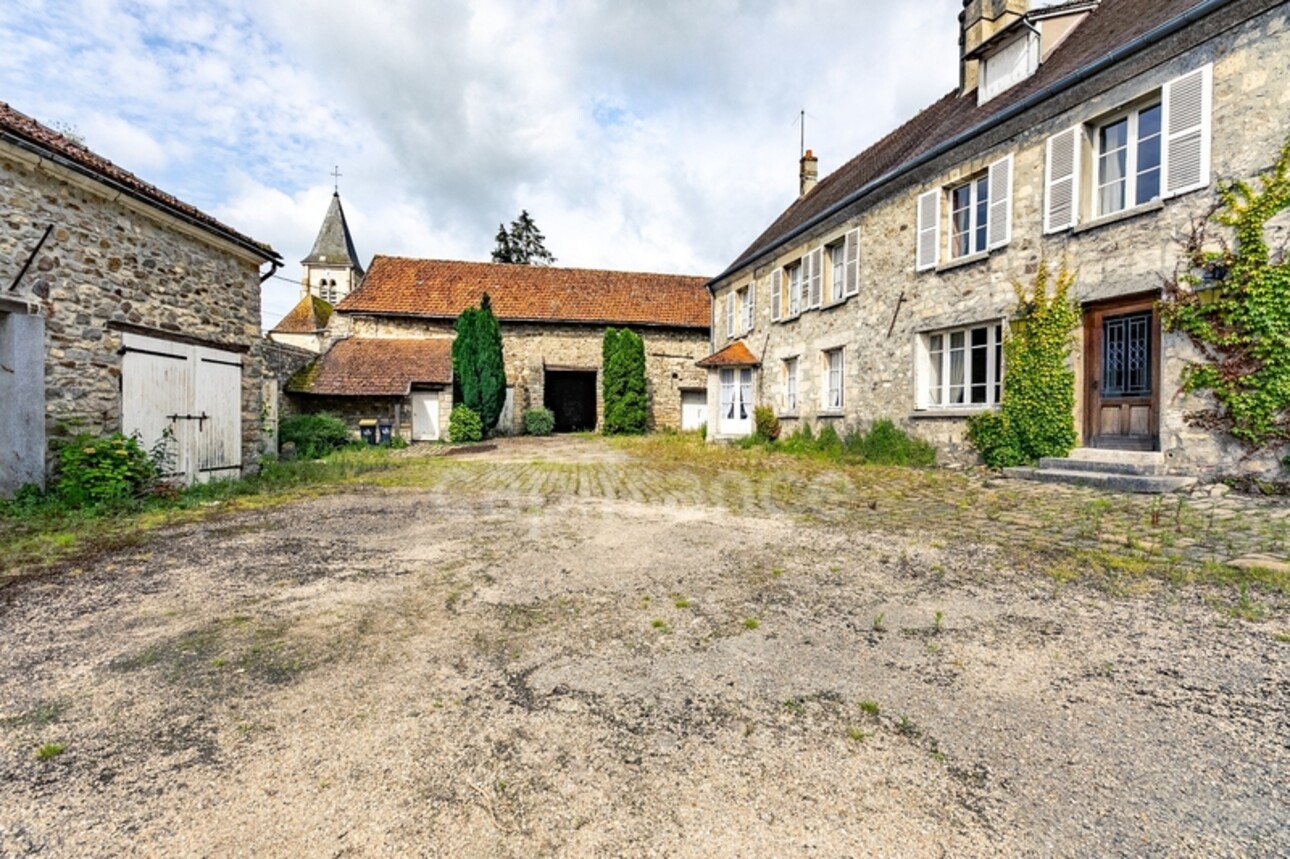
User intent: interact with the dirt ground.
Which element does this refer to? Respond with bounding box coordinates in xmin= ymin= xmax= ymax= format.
xmin=1 ymin=438 xmax=1287 ymax=857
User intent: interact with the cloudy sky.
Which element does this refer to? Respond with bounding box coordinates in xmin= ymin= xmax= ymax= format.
xmin=1 ymin=0 xmax=971 ymax=329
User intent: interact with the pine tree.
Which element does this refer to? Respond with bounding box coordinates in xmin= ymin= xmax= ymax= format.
xmin=452 ymin=294 xmax=507 ymax=433
xmin=491 ymin=210 xmax=556 ymax=265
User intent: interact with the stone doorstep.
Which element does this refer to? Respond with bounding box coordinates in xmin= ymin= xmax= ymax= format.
xmin=1038 ymin=454 xmax=1167 ymax=476
xmin=1003 ymin=466 xmax=1197 ymax=494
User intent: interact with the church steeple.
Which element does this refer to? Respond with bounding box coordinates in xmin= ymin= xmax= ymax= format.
xmin=301 ymin=189 xmax=364 ymax=304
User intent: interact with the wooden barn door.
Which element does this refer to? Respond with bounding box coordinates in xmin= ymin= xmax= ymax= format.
xmin=1084 ymin=296 xmax=1160 ymax=451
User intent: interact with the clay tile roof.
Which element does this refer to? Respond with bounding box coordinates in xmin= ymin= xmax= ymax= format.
xmin=271 ymin=295 xmax=334 ymax=334
xmin=0 ymin=101 xmax=279 ymax=262
xmin=722 ymin=0 xmax=1204 ymax=280
xmin=287 ymin=338 xmax=453 ymax=396
xmin=697 ymin=340 xmax=760 ymax=368
xmin=338 ymin=256 xmax=711 ymax=329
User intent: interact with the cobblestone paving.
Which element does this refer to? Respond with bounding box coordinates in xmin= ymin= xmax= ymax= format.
xmin=375 ymin=438 xmax=1290 ymax=611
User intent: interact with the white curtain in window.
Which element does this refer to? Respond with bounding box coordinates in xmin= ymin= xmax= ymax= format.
xmin=739 ymin=369 xmax=752 ymax=420
xmin=720 ymin=369 xmax=735 ymax=419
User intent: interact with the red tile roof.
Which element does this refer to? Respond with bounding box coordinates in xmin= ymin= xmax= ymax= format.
xmin=339 ymin=256 xmax=711 ymax=329
xmin=271 ymin=295 xmax=334 ymax=334
xmin=723 ymin=0 xmax=1207 ymax=278
xmin=287 ymin=337 xmax=453 ymax=396
xmin=0 ymin=101 xmax=278 ymax=261
xmin=697 ymin=340 xmax=760 ymax=368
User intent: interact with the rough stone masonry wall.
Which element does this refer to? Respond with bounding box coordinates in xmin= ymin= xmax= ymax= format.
xmin=711 ymin=2 xmax=1290 ymax=477
xmin=346 ymin=315 xmax=710 ymax=432
xmin=0 ymin=146 xmax=266 ymax=473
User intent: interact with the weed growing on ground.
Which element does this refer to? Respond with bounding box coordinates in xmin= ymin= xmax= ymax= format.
xmin=896 ymin=716 xmax=921 ymax=738
xmin=846 ymin=726 xmax=868 ymax=742
xmin=36 ymin=743 xmax=65 ymax=760
xmin=651 ymin=618 xmax=670 ymax=632
xmin=858 ymin=700 xmax=880 ymax=717
xmin=783 ymin=698 xmax=805 ymax=715
xmin=743 ymin=617 xmax=760 ymax=630
xmin=872 ymin=612 xmax=886 ymax=632
xmin=673 ymin=597 xmax=691 ymax=609
xmin=933 ymin=611 xmax=944 ymax=632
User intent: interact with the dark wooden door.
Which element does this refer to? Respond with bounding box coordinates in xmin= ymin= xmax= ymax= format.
xmin=1084 ymin=296 xmax=1160 ymax=451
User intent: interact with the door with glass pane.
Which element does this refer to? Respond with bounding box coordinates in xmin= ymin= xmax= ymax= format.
xmin=1084 ymin=296 xmax=1159 ymax=450
xmin=719 ymin=367 xmax=753 ymax=435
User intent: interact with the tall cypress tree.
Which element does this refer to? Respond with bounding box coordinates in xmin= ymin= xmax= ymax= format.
xmin=452 ymin=293 xmax=507 ymax=433
xmin=602 ymin=327 xmax=647 ymax=434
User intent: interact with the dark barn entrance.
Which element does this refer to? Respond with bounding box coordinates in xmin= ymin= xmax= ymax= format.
xmin=544 ymin=369 xmax=597 ymax=432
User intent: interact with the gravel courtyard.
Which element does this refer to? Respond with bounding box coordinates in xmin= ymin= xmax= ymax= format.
xmin=1 ymin=437 xmax=1287 ymax=857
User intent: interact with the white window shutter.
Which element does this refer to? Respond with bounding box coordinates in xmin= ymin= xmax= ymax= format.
xmin=1162 ymin=64 xmax=1212 ymax=198
xmin=746 ymin=281 xmax=756 ymax=333
xmin=987 ymin=154 xmax=1013 ymax=249
xmin=770 ymin=268 xmax=782 ymax=321
xmin=1044 ymin=125 xmax=1081 ymax=233
xmin=808 ymin=246 xmax=823 ymax=308
xmin=916 ymin=189 xmax=940 ymax=271
xmin=726 ymin=292 xmax=735 ymax=339
xmin=800 ymin=252 xmax=813 ymax=311
xmin=844 ymin=228 xmax=860 ymax=297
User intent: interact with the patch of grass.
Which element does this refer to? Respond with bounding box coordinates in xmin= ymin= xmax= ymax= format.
xmin=742 ymin=617 xmax=760 ymax=630
xmin=1220 ymin=584 xmax=1269 ymax=622
xmin=0 ymin=700 xmax=67 ymax=730
xmin=1273 ymin=631 xmax=1290 ymax=643
xmin=872 ymin=612 xmax=886 ymax=632
xmin=651 ymin=618 xmax=670 ymax=632
xmin=783 ymin=697 xmax=805 ymax=715
xmin=845 ymin=726 xmax=868 ymax=742
xmin=858 ymin=699 xmax=880 ymax=717
xmin=36 ymin=742 xmax=65 ymax=760
xmin=933 ymin=610 xmax=944 ymax=632
xmin=896 ymin=715 xmax=921 ymax=738
xmin=673 ymin=597 xmax=691 ymax=609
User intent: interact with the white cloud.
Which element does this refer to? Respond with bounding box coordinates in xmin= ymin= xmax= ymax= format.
xmin=1 ymin=0 xmax=967 ymax=329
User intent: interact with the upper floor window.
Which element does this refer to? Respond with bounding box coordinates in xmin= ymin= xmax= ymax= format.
xmin=1096 ymin=103 xmax=1162 ymax=216
xmin=770 ymin=228 xmax=860 ymax=322
xmin=917 ymin=155 xmax=1013 ymax=272
xmin=950 ymin=175 xmax=990 ymax=259
xmin=979 ymin=31 xmax=1039 ymax=105
xmin=1045 ymin=64 xmax=1211 ymax=233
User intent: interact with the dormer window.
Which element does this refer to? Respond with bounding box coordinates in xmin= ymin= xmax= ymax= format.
xmin=979 ymin=30 xmax=1039 ymax=104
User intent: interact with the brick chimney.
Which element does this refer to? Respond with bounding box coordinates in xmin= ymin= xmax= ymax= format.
xmin=960 ymin=0 xmax=1028 ymax=95
xmin=799 ymin=149 xmax=819 ymax=197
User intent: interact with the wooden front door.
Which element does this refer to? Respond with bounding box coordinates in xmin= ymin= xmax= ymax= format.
xmin=1084 ymin=296 xmax=1160 ymax=451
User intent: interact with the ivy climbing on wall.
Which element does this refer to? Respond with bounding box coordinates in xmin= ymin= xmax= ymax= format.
xmin=1160 ymin=137 xmax=1290 ymax=450
xmin=967 ymin=261 xmax=1081 ymax=468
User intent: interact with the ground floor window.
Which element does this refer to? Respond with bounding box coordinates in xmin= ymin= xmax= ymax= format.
xmin=822 ymin=348 xmax=843 ymax=410
xmin=719 ymin=367 xmax=753 ymax=434
xmin=783 ymin=357 xmax=798 ymax=412
xmin=921 ymin=322 xmax=1003 ymax=408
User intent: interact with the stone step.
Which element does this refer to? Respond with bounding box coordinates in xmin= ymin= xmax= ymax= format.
xmin=1003 ymin=466 xmax=1196 ymax=494
xmin=1037 ymin=456 xmax=1166 ymax=476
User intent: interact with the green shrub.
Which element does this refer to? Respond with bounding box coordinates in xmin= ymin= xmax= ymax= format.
xmin=816 ymin=422 xmax=842 ymax=454
xmin=753 ymin=406 xmax=781 ymax=441
xmin=279 ymin=413 xmax=352 ymax=459
xmin=449 ymin=405 xmax=483 ymax=443
xmin=778 ymin=422 xmax=815 ymax=454
xmin=852 ymin=419 xmax=937 ymax=466
xmin=452 ymin=294 xmax=507 ymax=434
xmin=523 ymin=407 xmax=556 ymax=436
xmin=53 ymin=432 xmax=158 ymax=509
xmin=965 ymin=410 xmax=1024 ymax=468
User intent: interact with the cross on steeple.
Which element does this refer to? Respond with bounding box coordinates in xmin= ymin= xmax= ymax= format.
xmin=331 ymin=165 xmax=342 ymax=193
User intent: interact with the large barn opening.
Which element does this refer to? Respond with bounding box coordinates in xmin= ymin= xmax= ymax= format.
xmin=544 ymin=368 xmax=597 ymax=432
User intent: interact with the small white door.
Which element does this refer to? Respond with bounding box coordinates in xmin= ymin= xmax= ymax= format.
xmin=718 ymin=368 xmax=753 ymax=436
xmin=681 ymin=390 xmax=707 ymax=431
xmin=411 ymin=391 xmax=440 ymax=441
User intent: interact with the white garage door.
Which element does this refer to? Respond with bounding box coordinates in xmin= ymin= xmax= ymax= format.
xmin=121 ymin=332 xmax=243 ymax=483
xmin=411 ymin=391 xmax=440 ymax=441
xmin=681 ymin=389 xmax=708 ymax=431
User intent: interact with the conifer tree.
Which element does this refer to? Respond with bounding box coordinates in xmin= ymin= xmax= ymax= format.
xmin=602 ymin=327 xmax=648 ymax=434
xmin=452 ymin=293 xmax=507 ymax=433
xmin=491 ymin=210 xmax=556 ymax=265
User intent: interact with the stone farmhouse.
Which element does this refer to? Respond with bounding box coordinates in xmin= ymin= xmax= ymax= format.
xmin=0 ymin=102 xmax=280 ymax=496
xmin=285 ymin=256 xmax=711 ymax=439
xmin=701 ymin=0 xmax=1289 ymax=480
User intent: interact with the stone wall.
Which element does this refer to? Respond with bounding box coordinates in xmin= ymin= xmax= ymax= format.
xmin=1 ymin=143 xmax=268 ymax=477
xmin=708 ymin=2 xmax=1290 ymax=477
xmin=344 ymin=315 xmax=709 ymax=432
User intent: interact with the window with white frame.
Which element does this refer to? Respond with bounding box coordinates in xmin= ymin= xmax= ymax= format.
xmin=822 ymin=348 xmax=844 ymax=411
xmin=1045 ymin=64 xmax=1212 ymax=233
xmin=740 ymin=282 xmax=755 ymax=334
xmin=949 ymin=175 xmax=990 ymax=259
xmin=916 ymin=155 xmax=1012 ymax=271
xmin=1095 ymin=102 xmax=1162 ymax=216
xmin=783 ymin=357 xmax=798 ymax=413
xmin=769 ymin=229 xmax=860 ymax=323
xmin=920 ymin=322 xmax=1003 ymax=408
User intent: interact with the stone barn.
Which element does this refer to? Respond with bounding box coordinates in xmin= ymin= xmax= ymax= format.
xmin=288 ymin=256 xmax=711 ymax=438
xmin=0 ymin=102 xmax=280 ymax=495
